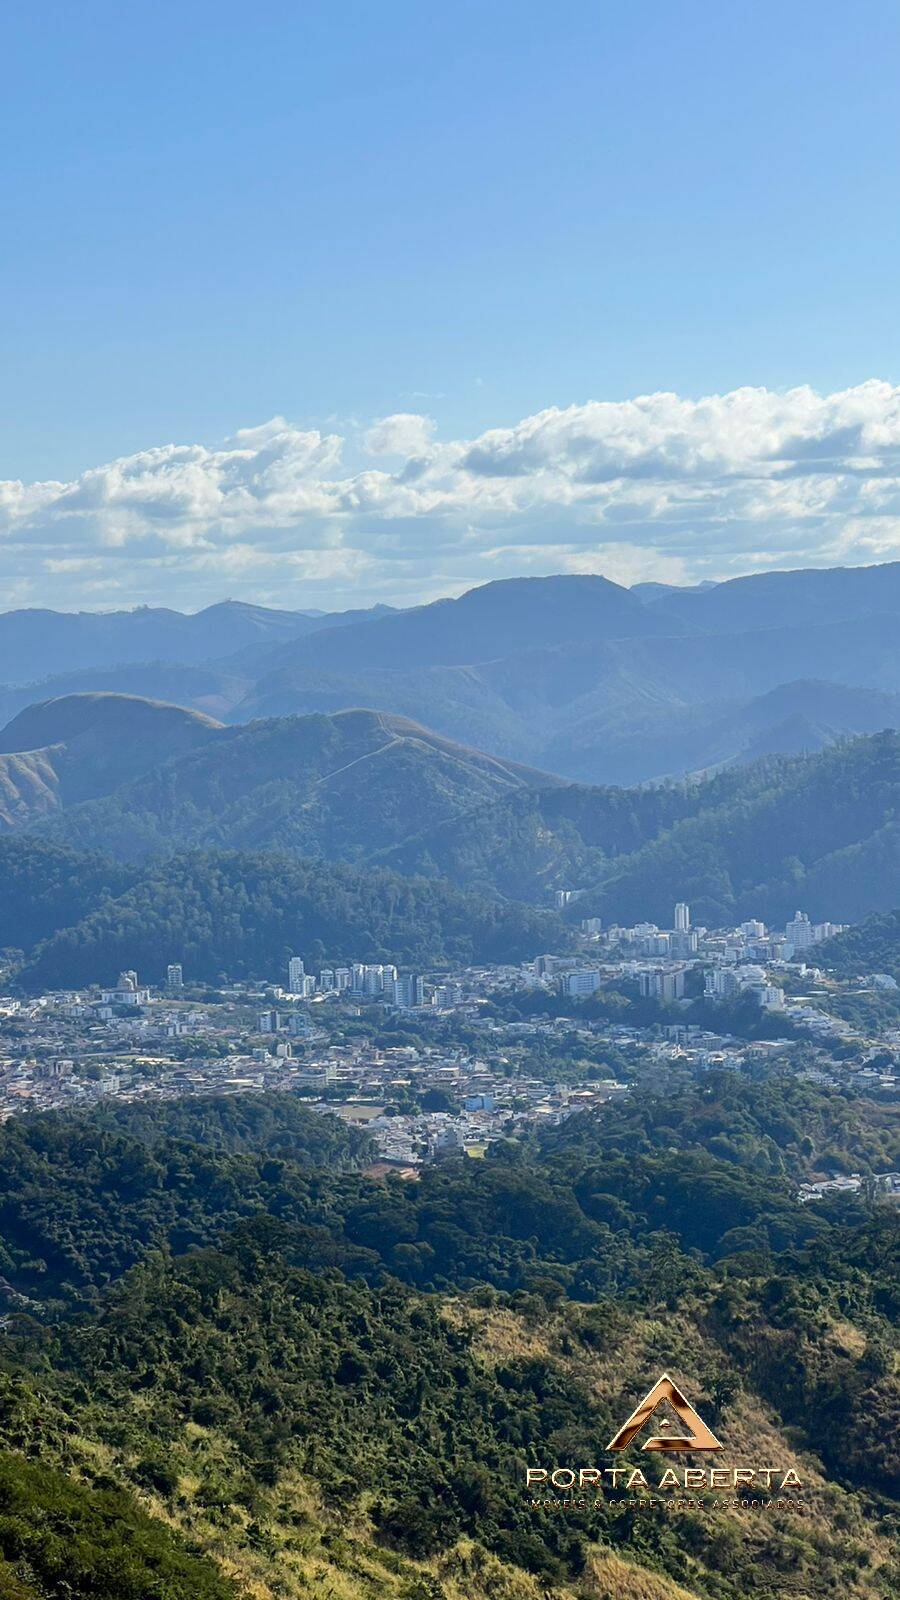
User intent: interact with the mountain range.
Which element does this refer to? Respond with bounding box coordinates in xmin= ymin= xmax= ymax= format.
xmin=0 ymin=598 xmax=396 ymax=684
xmin=1 ymin=561 xmax=898 ymax=785
xmin=0 ymin=690 xmax=897 ymax=936
xmin=0 ymin=695 xmax=556 ymax=857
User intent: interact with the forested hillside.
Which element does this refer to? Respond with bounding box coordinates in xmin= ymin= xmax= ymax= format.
xmin=0 ymin=837 xmax=130 ymax=953
xmin=819 ymin=910 xmax=900 ymax=979
xmin=575 ymin=731 xmax=900 ymax=927
xmin=380 ymin=760 xmax=780 ymax=899
xmin=0 ymin=1081 xmax=895 ymax=1599
xmin=3 ymin=734 xmax=899 ymax=990
xmin=17 ymin=848 xmax=565 ymax=989
xmin=19 ymin=703 xmax=556 ymax=861
xmin=383 ymin=732 xmax=900 ymax=925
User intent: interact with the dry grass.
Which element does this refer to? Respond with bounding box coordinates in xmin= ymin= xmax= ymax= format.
xmin=584 ymin=1550 xmax=704 ymax=1600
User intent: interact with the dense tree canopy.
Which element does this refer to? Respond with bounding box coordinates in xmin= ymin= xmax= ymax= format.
xmin=17 ymin=849 xmax=565 ymax=989
xmin=0 ymin=1080 xmax=896 ymax=1599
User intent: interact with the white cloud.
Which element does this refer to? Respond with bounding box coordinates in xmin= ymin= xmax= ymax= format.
xmin=4 ymin=381 xmax=900 ymax=609
xmin=363 ymin=412 xmax=437 ymax=457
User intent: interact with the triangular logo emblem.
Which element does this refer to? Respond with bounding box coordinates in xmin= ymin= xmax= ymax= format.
xmin=607 ymin=1373 xmax=722 ymax=1452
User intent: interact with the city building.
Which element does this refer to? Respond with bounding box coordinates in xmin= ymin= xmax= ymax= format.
xmin=639 ymin=966 xmax=686 ymax=1001
xmin=100 ymin=971 xmax=150 ymax=1006
xmin=785 ymin=911 xmax=815 ymax=952
xmin=392 ymin=975 xmax=426 ymax=1009
xmin=706 ymin=967 xmax=741 ymax=1000
xmin=565 ymin=969 xmax=602 ymax=998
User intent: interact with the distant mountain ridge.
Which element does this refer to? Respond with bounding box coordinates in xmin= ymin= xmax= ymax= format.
xmin=249 ymin=572 xmax=689 ymax=676
xmin=0 ymin=560 xmax=898 ymax=785
xmin=227 ymin=565 xmax=900 ymax=782
xmin=0 ymin=598 xmax=395 ymax=684
xmin=638 ymin=559 xmax=900 ymax=632
xmin=240 ymin=613 xmax=900 ymax=783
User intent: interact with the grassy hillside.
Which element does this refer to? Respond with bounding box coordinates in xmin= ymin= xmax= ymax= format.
xmin=0 ymin=1082 xmax=895 ymax=1600
xmin=0 ymin=693 xmax=222 ymax=825
xmin=0 ymin=1451 xmax=236 ymax=1600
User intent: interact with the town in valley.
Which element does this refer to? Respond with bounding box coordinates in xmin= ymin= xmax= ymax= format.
xmin=2 ymin=901 xmax=898 ymax=1206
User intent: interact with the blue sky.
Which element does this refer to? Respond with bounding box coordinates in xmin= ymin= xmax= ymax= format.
xmin=2 ymin=1 xmax=900 ymax=610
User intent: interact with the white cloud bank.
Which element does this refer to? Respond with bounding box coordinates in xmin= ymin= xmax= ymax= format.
xmin=5 ymin=380 xmax=900 ymax=609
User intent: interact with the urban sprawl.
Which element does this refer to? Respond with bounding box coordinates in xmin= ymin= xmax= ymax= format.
xmin=2 ymin=904 xmax=898 ymax=1206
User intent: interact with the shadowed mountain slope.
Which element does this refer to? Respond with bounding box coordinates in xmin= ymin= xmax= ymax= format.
xmin=12 ymin=701 xmax=562 ymax=861
xmin=250 ymin=572 xmax=687 ymax=678
xmin=0 ymin=694 xmax=223 ymax=826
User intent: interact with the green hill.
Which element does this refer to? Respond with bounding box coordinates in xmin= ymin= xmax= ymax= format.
xmin=17 ymin=848 xmax=565 ymax=990
xmin=0 ymin=1451 xmax=236 ymax=1600
xmin=8 ymin=728 xmax=898 ymax=954
xmin=576 ymin=731 xmax=900 ymax=927
xmin=0 ymin=1083 xmax=895 ymax=1599
xmin=0 ymin=836 xmax=130 ymax=952
xmin=382 ymin=732 xmax=900 ymax=925
xmin=5 ymin=723 xmax=897 ymax=944
xmin=23 ymin=703 xmax=559 ymax=861
xmin=818 ymin=909 xmax=900 ymax=979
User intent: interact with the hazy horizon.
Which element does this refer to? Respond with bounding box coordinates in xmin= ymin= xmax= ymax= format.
xmin=0 ymin=547 xmax=896 ymax=618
